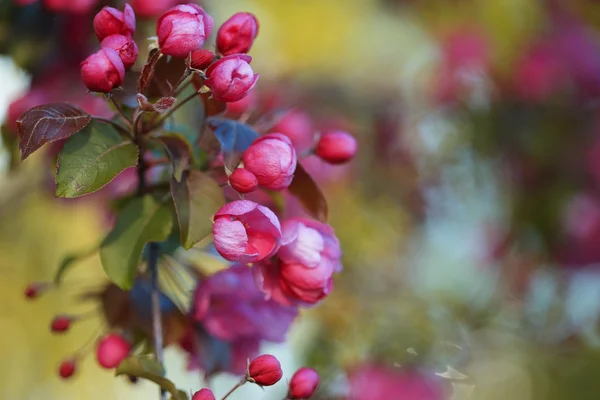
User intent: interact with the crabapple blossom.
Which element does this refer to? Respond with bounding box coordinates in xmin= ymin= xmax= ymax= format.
xmin=156 ymin=4 xmax=213 ymax=58
xmin=216 ymin=12 xmax=259 ymax=56
xmin=93 ymin=4 xmax=136 ymax=40
xmin=315 ymin=131 xmax=357 ymax=164
xmin=247 ymin=354 xmax=283 ymax=386
xmin=205 ymin=54 xmax=259 ymax=102
xmin=80 ymin=48 xmax=125 ymax=93
xmin=243 ymin=133 xmax=297 ymax=190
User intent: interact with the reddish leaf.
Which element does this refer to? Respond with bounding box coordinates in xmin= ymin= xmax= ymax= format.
xmin=192 ymin=74 xmax=226 ymax=117
xmin=147 ymin=52 xmax=188 ymax=98
xmin=17 ymin=102 xmax=91 ymax=160
xmin=154 ymin=134 xmax=192 ymax=182
xmin=137 ymin=49 xmax=162 ymax=95
xmin=154 ymin=96 xmax=176 ymax=113
xmin=288 ymin=163 xmax=328 ymax=222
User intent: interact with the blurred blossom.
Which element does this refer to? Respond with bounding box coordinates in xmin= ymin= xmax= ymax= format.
xmin=348 ymin=364 xmax=446 ymax=400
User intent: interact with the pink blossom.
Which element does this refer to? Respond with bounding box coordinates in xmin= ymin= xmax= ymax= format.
xmin=157 ymin=4 xmax=213 ymax=58
xmin=242 ymin=133 xmax=297 ymax=190
xmin=254 ymin=218 xmax=342 ymax=307
xmin=229 ymin=168 xmax=258 ymax=194
xmin=205 ymin=54 xmax=259 ymax=102
xmin=192 ymin=265 xmax=297 ymax=342
xmin=93 ymin=4 xmax=136 ymax=41
xmin=100 ymin=34 xmax=138 ymax=69
xmin=315 ymin=131 xmax=357 ymax=164
xmin=288 ymin=368 xmax=319 ymax=399
xmin=212 ymin=200 xmax=282 ymax=263
xmin=348 ymin=365 xmax=446 ymax=400
xmin=247 ymin=354 xmax=283 ymax=386
xmin=216 ymin=12 xmax=259 ymax=56
xmin=191 ymin=389 xmax=215 ymax=400
xmin=80 ymin=48 xmax=125 ymax=93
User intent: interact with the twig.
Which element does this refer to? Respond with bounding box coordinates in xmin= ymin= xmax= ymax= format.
xmin=93 ymin=116 xmax=134 ymax=140
xmin=148 ymin=242 xmax=166 ymax=400
xmin=221 ymin=378 xmax=247 ymax=400
xmin=109 ymin=95 xmax=133 ymax=124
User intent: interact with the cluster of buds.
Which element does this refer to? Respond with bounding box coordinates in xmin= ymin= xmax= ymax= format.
xmin=191 ymin=354 xmax=320 ymax=399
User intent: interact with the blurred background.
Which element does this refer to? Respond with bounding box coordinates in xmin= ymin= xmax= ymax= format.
xmin=4 ymin=0 xmax=600 ymax=399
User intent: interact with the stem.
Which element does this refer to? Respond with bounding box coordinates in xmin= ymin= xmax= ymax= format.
xmin=146 ymin=90 xmax=199 ymax=133
xmin=220 ymin=378 xmax=247 ymax=400
xmin=148 ymin=241 xmax=165 ymax=400
xmin=109 ymin=96 xmax=133 ymax=124
xmin=93 ymin=117 xmax=134 ymax=140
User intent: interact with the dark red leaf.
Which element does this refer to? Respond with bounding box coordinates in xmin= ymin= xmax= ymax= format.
xmin=146 ymin=52 xmax=188 ymax=98
xmin=153 ymin=96 xmax=176 ymax=113
xmin=137 ymin=49 xmax=162 ymax=95
xmin=288 ymin=163 xmax=328 ymax=222
xmin=17 ymin=102 xmax=91 ymax=160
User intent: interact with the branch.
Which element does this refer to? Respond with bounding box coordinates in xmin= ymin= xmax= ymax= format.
xmin=221 ymin=378 xmax=247 ymax=400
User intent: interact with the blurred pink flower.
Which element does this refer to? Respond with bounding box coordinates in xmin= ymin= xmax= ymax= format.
xmin=348 ymin=364 xmax=446 ymax=400
xmin=192 ymin=265 xmax=298 ymax=342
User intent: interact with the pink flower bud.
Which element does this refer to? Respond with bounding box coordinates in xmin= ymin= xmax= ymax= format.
xmin=247 ymin=354 xmax=283 ymax=386
xmin=81 ymin=48 xmax=125 ymax=93
xmin=212 ymin=200 xmax=281 ymax=263
xmin=242 ymin=133 xmax=297 ymax=190
xmin=190 ymin=49 xmax=215 ymax=70
xmin=192 ymin=389 xmax=215 ymax=400
xmin=216 ymin=12 xmax=259 ymax=56
xmin=58 ymin=359 xmax=76 ymax=379
xmin=205 ymin=54 xmax=259 ymax=102
xmin=93 ymin=4 xmax=136 ymax=41
xmin=131 ymin=0 xmax=176 ymax=18
xmin=100 ymin=34 xmax=138 ymax=69
xmin=288 ymin=367 xmax=320 ymax=399
xmin=157 ymin=4 xmax=214 ymax=58
xmin=96 ymin=333 xmax=130 ymax=369
xmin=315 ymin=131 xmax=357 ymax=164
xmin=50 ymin=315 xmax=72 ymax=333
xmin=24 ymin=282 xmax=48 ymax=299
xmin=229 ymin=168 xmax=258 ymax=193
xmin=254 ymin=218 xmax=341 ymax=307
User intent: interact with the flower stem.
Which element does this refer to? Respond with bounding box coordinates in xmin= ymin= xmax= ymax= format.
xmin=148 ymin=241 xmax=166 ymax=400
xmin=220 ymin=378 xmax=247 ymax=400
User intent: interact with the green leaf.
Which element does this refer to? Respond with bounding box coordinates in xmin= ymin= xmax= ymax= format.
xmin=55 ymin=122 xmax=138 ymax=198
xmin=116 ymin=356 xmax=186 ymax=400
xmin=154 ymin=134 xmax=193 ymax=182
xmin=54 ymin=243 xmax=99 ymax=285
xmin=171 ymin=170 xmax=224 ymax=249
xmin=100 ymin=196 xmax=173 ymax=289
xmin=17 ymin=102 xmax=91 ymax=160
xmin=288 ymin=163 xmax=328 ymax=222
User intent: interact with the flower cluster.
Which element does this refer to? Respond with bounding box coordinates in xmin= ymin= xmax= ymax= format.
xmin=15 ymin=2 xmax=358 ymax=398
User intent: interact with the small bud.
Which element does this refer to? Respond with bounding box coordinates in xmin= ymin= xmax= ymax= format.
xmin=96 ymin=333 xmax=131 ymax=369
xmin=50 ymin=315 xmax=72 ymax=333
xmin=243 ymin=133 xmax=297 ymax=190
xmin=100 ymin=34 xmax=138 ymax=69
xmin=229 ymin=168 xmax=258 ymax=193
xmin=93 ymin=4 xmax=136 ymax=41
xmin=288 ymin=367 xmax=319 ymax=399
xmin=192 ymin=388 xmax=216 ymax=400
xmin=157 ymin=4 xmax=214 ymax=58
xmin=58 ymin=359 xmax=77 ymax=379
xmin=216 ymin=12 xmax=259 ymax=56
xmin=81 ymin=48 xmax=125 ymax=93
xmin=24 ymin=282 xmax=47 ymax=300
xmin=190 ymin=49 xmax=215 ymax=70
xmin=315 ymin=131 xmax=357 ymax=164
xmin=247 ymin=354 xmax=283 ymax=386
xmin=205 ymin=54 xmax=259 ymax=102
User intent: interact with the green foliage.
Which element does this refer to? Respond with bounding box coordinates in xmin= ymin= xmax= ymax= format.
xmin=100 ymin=195 xmax=173 ymax=289
xmin=171 ymin=170 xmax=224 ymax=249
xmin=155 ymin=133 xmax=193 ymax=182
xmin=116 ymin=356 xmax=188 ymax=400
xmin=55 ymin=121 xmax=138 ymax=198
